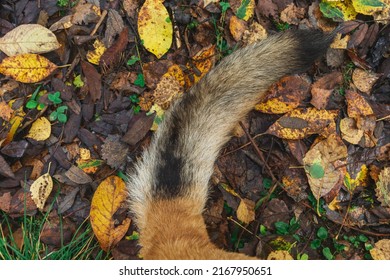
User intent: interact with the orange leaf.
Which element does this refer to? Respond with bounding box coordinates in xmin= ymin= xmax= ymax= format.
xmin=90 ymin=176 xmax=130 ymax=251
xmin=0 ymin=54 xmax=57 ymax=83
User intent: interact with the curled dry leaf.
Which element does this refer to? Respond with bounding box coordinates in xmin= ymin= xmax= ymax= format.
xmin=375 ymin=167 xmax=390 ymax=207
xmin=0 ymin=54 xmax=57 ymax=83
xmin=266 ymin=108 xmax=338 ymax=140
xmin=340 ymin=117 xmax=364 ymax=145
xmin=26 ymin=117 xmax=51 ymax=141
xmin=90 ymin=176 xmax=131 ymax=252
xmin=30 ymin=172 xmax=53 ymax=211
xmin=0 ymin=24 xmax=60 ymax=56
xmin=370 ymin=239 xmax=390 ymax=260
xmin=137 ymin=0 xmax=172 ymax=59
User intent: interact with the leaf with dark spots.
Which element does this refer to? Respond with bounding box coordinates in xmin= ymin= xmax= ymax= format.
xmin=1 ymin=140 xmax=28 ymax=158
xmin=0 ymin=154 xmax=15 ymax=178
xmin=121 ymin=112 xmax=154 ymax=146
xmin=100 ymin=27 xmax=128 ymax=69
xmin=81 ymin=61 xmax=102 ymax=102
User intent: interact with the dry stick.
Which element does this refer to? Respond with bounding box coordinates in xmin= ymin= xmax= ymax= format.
xmin=90 ymin=10 xmax=108 ymax=36
xmin=227 ymin=216 xmax=261 ymax=241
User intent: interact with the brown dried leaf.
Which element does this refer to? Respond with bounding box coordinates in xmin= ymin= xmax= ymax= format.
xmin=346 ymin=90 xmax=374 ymax=119
xmin=121 ymin=113 xmax=154 ymax=146
xmin=0 ymin=101 xmax=14 ymax=121
xmin=280 ymin=4 xmax=305 ymax=25
xmin=310 ymin=72 xmax=343 ymax=109
xmin=237 ymin=198 xmax=255 ymax=224
xmin=81 ymin=61 xmax=101 ymax=102
xmin=340 ymin=117 xmax=364 ymax=145
xmin=101 ymin=135 xmax=129 ymax=169
xmin=64 ymin=165 xmax=92 ymax=185
xmin=229 ymin=15 xmax=247 ymax=41
xmin=0 ymin=154 xmax=15 ymax=178
xmin=100 ymin=27 xmax=128 ymax=69
xmin=0 ymin=192 xmax=12 ymax=212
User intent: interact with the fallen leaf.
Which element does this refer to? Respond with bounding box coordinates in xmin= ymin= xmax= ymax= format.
xmin=153 ymin=75 xmax=183 ymax=110
xmin=242 ymin=22 xmax=267 ymax=45
xmin=344 ymin=164 xmax=369 ymax=193
xmin=90 ymin=176 xmax=131 ymax=251
xmin=138 ymin=0 xmax=172 ymax=58
xmin=229 ymin=15 xmax=247 ymax=41
xmin=255 ymin=75 xmax=311 ymax=114
xmin=266 ymin=108 xmax=338 ymax=140
xmin=370 ymin=239 xmax=390 ymax=260
xmin=0 ymin=54 xmax=57 ymax=83
xmin=310 ymin=72 xmax=343 ymax=109
xmin=303 ymin=135 xmax=347 ymax=201
xmin=101 ymin=135 xmax=129 ymax=169
xmin=86 ymin=39 xmax=106 ymax=65
xmin=232 ymin=0 xmax=255 ymax=21
xmin=267 ymin=250 xmax=294 ymax=260
xmin=346 ymin=90 xmax=374 ymax=119
xmin=0 ymin=24 xmax=60 ymax=56
xmin=280 ymin=4 xmax=305 ymax=25
xmin=375 ymin=167 xmax=390 ymax=207
xmin=185 ymin=45 xmax=216 ymax=86
xmin=330 ymin=33 xmax=350 ymax=49
xmin=81 ymin=61 xmax=102 ymax=102
xmin=72 ymin=3 xmax=101 ymax=25
xmin=340 ymin=117 xmax=364 ymax=144
xmin=352 ymin=68 xmax=380 ymax=94
xmin=0 ymin=101 xmax=14 ymax=121
xmin=352 ymin=0 xmax=387 ymax=15
xmin=30 ymin=172 xmax=53 ymax=211
xmin=100 ymin=27 xmax=128 ymax=69
xmin=0 ymin=192 xmax=12 ymax=212
xmin=237 ymin=198 xmax=255 ymax=224
xmin=1 ymin=140 xmax=28 ymax=158
xmin=64 ymin=165 xmax=92 ymax=184
xmin=26 ymin=117 xmax=51 ymax=141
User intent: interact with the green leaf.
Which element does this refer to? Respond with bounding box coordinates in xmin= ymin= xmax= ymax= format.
xmin=358 ymin=234 xmax=368 ymax=242
xmin=308 ymin=162 xmax=325 ymax=179
xmin=73 ymin=74 xmax=84 ymax=88
xmin=127 ymin=55 xmax=140 ymax=66
xmin=259 ymin=224 xmax=267 ymax=235
xmin=298 ymin=253 xmax=309 ymax=260
xmin=134 ymin=73 xmax=145 ymax=87
xmin=49 ymin=111 xmax=58 ymax=121
xmin=317 ymin=227 xmax=328 ymax=240
xmin=319 ymin=2 xmax=344 ymax=20
xmin=236 ymin=0 xmax=251 ymax=19
xmin=37 ymin=103 xmax=46 ymax=110
xmin=263 ymin=177 xmax=272 ymax=189
xmin=275 ymin=221 xmax=289 ymax=235
xmin=220 ymin=1 xmax=230 ymax=13
xmin=310 ymin=239 xmax=322 ymax=249
xmin=48 ymin=91 xmax=62 ymax=105
xmin=129 ymin=94 xmax=140 ymax=103
xmin=125 ymin=231 xmax=140 ymax=241
xmin=57 ymin=113 xmax=67 ymax=123
xmin=133 ymin=105 xmax=141 ymax=114
xmin=26 ymin=99 xmax=38 ymax=109
xmin=117 ymin=171 xmax=129 ymax=182
xmin=57 ymin=105 xmax=68 ymax=114
xmin=322 ymin=247 xmax=334 ymax=260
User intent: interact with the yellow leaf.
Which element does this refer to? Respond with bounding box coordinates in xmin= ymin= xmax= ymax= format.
xmin=30 ymin=172 xmax=53 ymax=211
xmin=266 ymin=108 xmax=338 ymax=140
xmin=229 ymin=15 xmax=247 ymax=41
xmin=3 ymin=107 xmax=25 ymax=145
xmin=219 ymin=183 xmax=241 ymax=198
xmin=344 ymin=164 xmax=369 ymax=193
xmin=90 ymin=176 xmax=131 ymax=251
xmin=235 ymin=0 xmax=255 ymax=21
xmin=86 ymin=39 xmax=106 ymax=65
xmin=185 ymin=45 xmax=216 ymax=86
xmin=137 ymin=0 xmax=173 ymax=58
xmin=267 ymin=250 xmax=294 ymax=260
xmin=0 ymin=24 xmax=60 ymax=56
xmin=149 ymin=103 xmax=165 ymax=131
xmin=352 ymin=0 xmax=387 ymax=15
xmin=346 ymin=90 xmax=374 ymax=119
xmin=26 ymin=117 xmax=51 ymax=141
xmin=237 ymin=198 xmax=255 ymax=224
xmin=79 ymin=148 xmax=91 ymax=160
xmin=0 ymin=54 xmax=57 ymax=83
xmin=340 ymin=117 xmax=364 ymax=144
xmin=370 ymin=239 xmax=390 ymax=260
xmin=330 ymin=33 xmax=350 ymax=49
xmin=153 ymin=75 xmax=183 ymax=109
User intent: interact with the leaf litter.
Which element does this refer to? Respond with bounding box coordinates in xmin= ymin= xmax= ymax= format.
xmin=0 ymin=0 xmax=389 ymax=260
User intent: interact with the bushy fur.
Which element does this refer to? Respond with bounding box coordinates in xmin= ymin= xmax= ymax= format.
xmin=127 ymin=30 xmax=334 ymax=259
